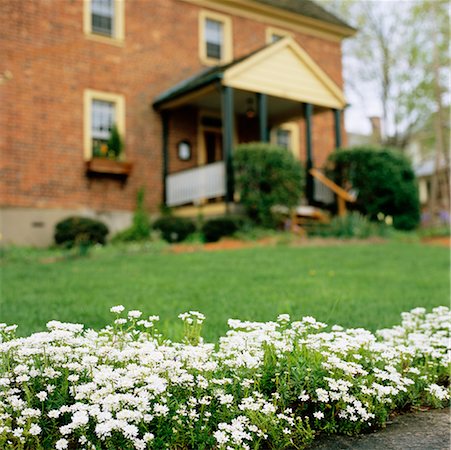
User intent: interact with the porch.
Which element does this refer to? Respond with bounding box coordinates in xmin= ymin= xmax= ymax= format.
xmin=153 ymin=37 xmax=347 ymax=214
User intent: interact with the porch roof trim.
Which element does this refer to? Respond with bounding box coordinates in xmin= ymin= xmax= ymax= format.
xmin=153 ymin=37 xmax=346 ymax=110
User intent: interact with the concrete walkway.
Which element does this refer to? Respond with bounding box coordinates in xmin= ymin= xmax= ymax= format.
xmin=309 ymin=408 xmax=450 ymax=450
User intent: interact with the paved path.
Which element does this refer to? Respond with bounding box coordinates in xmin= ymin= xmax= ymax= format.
xmin=309 ymin=408 xmax=450 ymax=450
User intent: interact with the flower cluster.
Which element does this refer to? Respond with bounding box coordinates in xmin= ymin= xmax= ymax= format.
xmin=0 ymin=306 xmax=449 ymax=449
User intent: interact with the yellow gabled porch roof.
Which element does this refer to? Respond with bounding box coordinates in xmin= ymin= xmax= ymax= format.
xmin=223 ymin=37 xmax=346 ymax=109
xmin=153 ymin=37 xmax=346 ymax=111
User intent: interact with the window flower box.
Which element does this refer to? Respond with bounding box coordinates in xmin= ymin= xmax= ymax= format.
xmin=86 ymin=158 xmax=133 ymax=177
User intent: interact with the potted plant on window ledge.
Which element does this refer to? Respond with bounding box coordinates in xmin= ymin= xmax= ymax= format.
xmin=86 ymin=124 xmax=133 ymax=176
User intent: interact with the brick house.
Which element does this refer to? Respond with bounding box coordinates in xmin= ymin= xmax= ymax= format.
xmin=0 ymin=0 xmax=355 ymax=246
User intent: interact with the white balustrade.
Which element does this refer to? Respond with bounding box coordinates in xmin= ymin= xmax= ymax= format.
xmin=166 ymin=161 xmax=226 ymax=207
xmin=313 ymin=175 xmax=335 ymax=204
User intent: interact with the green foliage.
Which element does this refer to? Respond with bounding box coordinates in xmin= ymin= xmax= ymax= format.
xmin=328 ymin=147 xmax=420 ymax=230
xmin=107 ymin=123 xmax=123 ymax=159
xmin=112 ymin=188 xmax=151 ymax=242
xmin=2 ymin=243 xmax=449 ymax=341
xmin=234 ymin=143 xmax=304 ymax=227
xmin=54 ymin=216 xmax=109 ymax=248
xmin=201 ymin=216 xmax=245 ymax=243
xmin=310 ymin=212 xmax=389 ymax=239
xmin=153 ymin=216 xmax=196 ymax=243
xmin=417 ymin=226 xmax=451 ymax=238
xmin=325 ymin=0 xmax=450 ymax=149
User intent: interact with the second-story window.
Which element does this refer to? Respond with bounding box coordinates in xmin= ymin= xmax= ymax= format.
xmin=199 ymin=11 xmax=232 ymax=66
xmin=205 ymin=19 xmax=223 ymax=60
xmin=266 ymin=27 xmax=293 ymax=44
xmin=270 ymin=33 xmax=284 ymax=43
xmin=91 ymin=0 xmax=114 ymax=37
xmin=84 ymin=0 xmax=124 ymax=44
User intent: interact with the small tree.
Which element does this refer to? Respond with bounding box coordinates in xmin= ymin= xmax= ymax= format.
xmin=234 ymin=143 xmax=303 ymax=227
xmin=328 ymin=147 xmax=420 ymax=230
xmin=112 ymin=188 xmax=151 ymax=242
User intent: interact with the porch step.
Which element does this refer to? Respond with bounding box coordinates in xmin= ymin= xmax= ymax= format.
xmin=172 ymin=202 xmax=238 ymax=218
xmin=287 ymin=205 xmax=330 ymax=234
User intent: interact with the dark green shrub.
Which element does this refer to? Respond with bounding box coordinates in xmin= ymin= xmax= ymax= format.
xmin=201 ymin=216 xmax=245 ymax=242
xmin=112 ymin=188 xmax=150 ymax=242
xmin=153 ymin=216 xmax=196 ymax=243
xmin=328 ymin=147 xmax=420 ymax=230
xmin=54 ymin=216 xmax=109 ymax=248
xmin=234 ymin=143 xmax=303 ymax=227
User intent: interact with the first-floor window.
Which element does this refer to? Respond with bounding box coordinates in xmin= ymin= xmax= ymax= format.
xmin=271 ymin=122 xmax=299 ymax=159
xmin=84 ymin=90 xmax=125 ymax=160
xmin=91 ymin=99 xmax=115 ymax=157
xmin=276 ymin=128 xmax=292 ymax=150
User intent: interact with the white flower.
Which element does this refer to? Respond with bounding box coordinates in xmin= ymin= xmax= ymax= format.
xmin=28 ymin=424 xmax=41 ymax=436
xmin=128 ymin=310 xmax=142 ymax=319
xmin=55 ymin=438 xmax=68 ymax=450
xmin=36 ymin=391 xmax=47 ymax=402
xmin=277 ymin=314 xmax=290 ymax=323
xmin=426 ymin=383 xmax=449 ymax=401
xmin=13 ymin=427 xmax=23 ymax=437
xmin=313 ymin=411 xmax=324 ymax=420
xmin=110 ymin=305 xmax=125 ymax=314
xmin=48 ymin=410 xmax=60 ymax=419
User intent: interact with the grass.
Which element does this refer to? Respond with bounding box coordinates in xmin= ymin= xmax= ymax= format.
xmin=0 ymin=241 xmax=449 ymax=342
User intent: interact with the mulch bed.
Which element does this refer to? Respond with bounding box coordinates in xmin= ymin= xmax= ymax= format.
xmin=421 ymin=236 xmax=450 ymax=248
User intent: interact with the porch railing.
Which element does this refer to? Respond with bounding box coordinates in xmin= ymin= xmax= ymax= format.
xmin=313 ymin=176 xmax=335 ymax=205
xmin=166 ymin=161 xmax=226 ymax=207
xmin=310 ymin=168 xmax=356 ymax=215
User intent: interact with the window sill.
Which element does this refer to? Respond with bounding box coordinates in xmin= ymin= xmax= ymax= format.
xmin=200 ymin=55 xmax=231 ymax=66
xmin=84 ymin=32 xmax=125 ymax=47
xmin=86 ymin=158 xmax=132 ymax=177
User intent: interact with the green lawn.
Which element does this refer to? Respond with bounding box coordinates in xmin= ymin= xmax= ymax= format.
xmin=0 ymin=241 xmax=449 ymax=342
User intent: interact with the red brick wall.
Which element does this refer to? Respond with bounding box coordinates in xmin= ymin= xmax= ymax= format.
xmin=1 ymin=0 xmax=345 ymax=214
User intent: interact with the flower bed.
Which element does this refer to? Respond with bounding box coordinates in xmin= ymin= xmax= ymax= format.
xmin=0 ymin=306 xmax=449 ymax=449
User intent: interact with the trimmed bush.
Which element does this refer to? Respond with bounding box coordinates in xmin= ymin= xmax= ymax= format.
xmin=328 ymin=147 xmax=420 ymax=230
xmin=234 ymin=142 xmax=303 ymax=227
xmin=153 ymin=216 xmax=196 ymax=243
xmin=54 ymin=216 xmax=109 ymax=247
xmin=201 ymin=216 xmax=245 ymax=242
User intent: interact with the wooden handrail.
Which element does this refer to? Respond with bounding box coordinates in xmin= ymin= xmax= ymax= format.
xmin=309 ymin=168 xmax=355 ymax=202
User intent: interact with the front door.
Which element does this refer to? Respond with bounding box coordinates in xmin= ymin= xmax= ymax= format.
xmin=204 ymin=130 xmax=223 ymax=164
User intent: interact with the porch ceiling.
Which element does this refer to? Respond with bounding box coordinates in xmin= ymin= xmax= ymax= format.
xmin=153 ymin=37 xmax=346 ymax=111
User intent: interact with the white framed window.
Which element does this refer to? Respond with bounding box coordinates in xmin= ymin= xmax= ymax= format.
xmin=266 ymin=27 xmax=293 ymax=44
xmin=276 ymin=128 xmax=291 ymax=150
xmin=84 ymin=90 xmax=125 ymax=160
xmin=91 ymin=0 xmax=114 ymax=36
xmin=205 ymin=18 xmax=223 ymax=60
xmin=84 ymin=0 xmax=125 ymax=44
xmin=199 ymin=10 xmax=232 ymax=65
xmin=271 ymin=122 xmax=300 ymax=159
xmin=91 ymin=99 xmax=115 ymax=156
